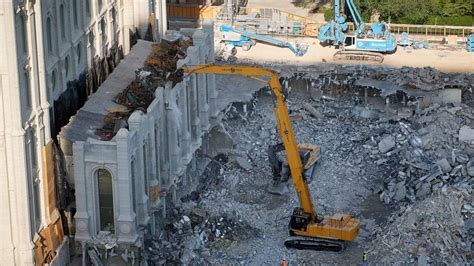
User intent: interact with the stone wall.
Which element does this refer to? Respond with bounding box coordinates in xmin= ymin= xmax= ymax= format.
xmin=67 ymin=22 xmax=220 ymax=261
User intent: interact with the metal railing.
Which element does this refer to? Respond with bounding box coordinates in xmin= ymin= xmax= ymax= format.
xmin=167 ymin=4 xmax=474 ymax=40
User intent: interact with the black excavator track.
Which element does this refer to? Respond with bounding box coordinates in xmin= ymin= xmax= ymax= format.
xmin=284 ymin=237 xmax=346 ymax=252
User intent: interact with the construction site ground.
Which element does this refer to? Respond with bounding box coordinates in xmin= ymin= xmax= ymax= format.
xmin=235 ymin=37 xmax=474 ymax=73
xmin=149 ymin=60 xmax=473 ymax=264
xmin=246 ymin=0 xmax=325 ymax=21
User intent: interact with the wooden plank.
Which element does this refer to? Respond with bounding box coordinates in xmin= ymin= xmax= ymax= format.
xmin=42 ymin=141 xmax=57 ymax=220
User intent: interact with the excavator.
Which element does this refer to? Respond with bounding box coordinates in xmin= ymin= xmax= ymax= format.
xmin=181 ymin=64 xmax=360 ymax=251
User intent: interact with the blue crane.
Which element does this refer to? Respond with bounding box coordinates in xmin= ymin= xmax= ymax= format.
xmin=218 ymin=25 xmax=309 ymax=56
xmin=319 ymin=0 xmax=397 ymax=56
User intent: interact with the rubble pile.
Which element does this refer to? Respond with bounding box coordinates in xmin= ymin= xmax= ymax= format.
xmin=144 ymin=206 xmax=258 ymax=264
xmin=95 ymin=36 xmax=193 ymax=140
xmin=372 ymin=105 xmax=474 ymax=205
xmin=143 ymin=64 xmax=472 ymax=264
xmin=275 ymin=64 xmax=474 ymax=105
xmin=145 ymin=37 xmax=192 ymax=85
xmin=368 ymin=186 xmax=473 ymax=264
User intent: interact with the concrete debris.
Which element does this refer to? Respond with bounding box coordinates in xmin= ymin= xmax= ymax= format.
xmin=144 ymin=206 xmax=258 ymax=265
xmin=368 ymin=187 xmax=472 ymax=264
xmin=303 ymin=102 xmax=323 ymax=119
xmin=95 ymin=40 xmax=192 ymax=140
xmin=234 ymin=156 xmax=253 ymax=171
xmin=142 ymin=64 xmax=473 ymax=264
xmin=91 ymin=231 xmax=118 ymax=250
xmin=459 ymin=126 xmax=474 ymax=143
xmin=378 ymin=135 xmax=396 ymax=153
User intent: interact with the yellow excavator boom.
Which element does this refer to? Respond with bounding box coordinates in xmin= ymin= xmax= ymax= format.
xmin=181 ymin=64 xmax=360 ymax=251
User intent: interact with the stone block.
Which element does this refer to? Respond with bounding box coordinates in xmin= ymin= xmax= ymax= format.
xmin=459 ymin=126 xmax=474 ymax=143
xmin=436 ymin=158 xmax=452 ymax=173
xmin=378 ymin=135 xmax=396 ymax=153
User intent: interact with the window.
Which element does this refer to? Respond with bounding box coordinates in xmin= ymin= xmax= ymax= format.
xmin=88 ymin=31 xmax=95 ymax=56
xmin=64 ymin=56 xmax=70 ymax=79
xmin=110 ymin=8 xmax=117 ymax=43
xmin=186 ymin=81 xmax=191 ymax=132
xmin=97 ymin=169 xmax=114 ymax=232
xmin=154 ymin=127 xmax=160 ymax=183
xmin=143 ymin=143 xmax=148 ymax=196
xmin=73 ymin=0 xmax=78 ymax=28
xmin=51 ymin=70 xmax=57 ymax=91
xmin=85 ymin=0 xmax=90 ymax=16
xmin=131 ymin=159 xmax=137 ymax=213
xmin=88 ymin=31 xmax=94 ymax=48
xmin=19 ymin=14 xmax=28 ymax=54
xmin=23 ymin=71 xmax=32 ymax=109
xmin=205 ymin=75 xmax=209 ymax=104
xmin=46 ymin=17 xmax=53 ymax=52
xmin=100 ymin=18 xmax=107 ymax=46
xmin=149 ymin=0 xmax=156 ymax=15
xmin=26 ymin=129 xmax=41 ymax=237
xmin=77 ymin=42 xmax=82 ymax=64
xmin=98 ymin=0 xmax=103 ymax=12
xmin=59 ymin=4 xmax=66 ymax=40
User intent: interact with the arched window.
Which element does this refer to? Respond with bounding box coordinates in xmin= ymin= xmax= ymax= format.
xmin=59 ymin=4 xmax=66 ymax=40
xmin=97 ymin=169 xmax=114 ymax=232
xmin=46 ymin=17 xmax=53 ymax=52
xmin=19 ymin=14 xmax=28 ymax=54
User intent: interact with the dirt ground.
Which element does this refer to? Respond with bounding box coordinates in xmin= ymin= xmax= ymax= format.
xmin=235 ymin=37 xmax=474 ymax=73
xmin=246 ymin=0 xmax=325 ymax=21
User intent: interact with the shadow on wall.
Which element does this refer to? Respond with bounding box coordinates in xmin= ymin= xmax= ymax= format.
xmin=50 ymin=44 xmax=126 ymax=139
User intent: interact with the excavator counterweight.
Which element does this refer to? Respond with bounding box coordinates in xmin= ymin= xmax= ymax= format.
xmin=182 ymin=64 xmax=360 ymax=251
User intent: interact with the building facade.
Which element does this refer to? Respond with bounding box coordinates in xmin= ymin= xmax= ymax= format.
xmin=59 ymin=23 xmax=220 ymax=262
xmin=0 ymin=0 xmax=167 ymax=264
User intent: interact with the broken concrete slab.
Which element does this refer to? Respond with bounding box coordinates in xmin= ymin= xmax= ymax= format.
xmin=436 ymin=158 xmax=452 ymax=174
xmin=394 ymin=182 xmax=407 ymax=201
xmin=235 ymin=157 xmax=252 ymax=171
xmin=459 ymin=126 xmax=474 ymax=143
xmin=378 ymin=135 xmax=396 ymax=153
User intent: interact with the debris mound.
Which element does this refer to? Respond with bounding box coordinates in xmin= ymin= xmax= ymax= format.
xmin=368 ymin=186 xmax=472 ymax=264
xmin=144 ymin=207 xmax=258 ymax=265
xmin=95 ymin=35 xmax=193 ymax=140
xmin=374 ymin=105 xmax=474 ymax=205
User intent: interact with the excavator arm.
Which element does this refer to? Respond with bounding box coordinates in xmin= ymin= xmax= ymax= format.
xmin=181 ymin=64 xmax=360 ymax=251
xmin=182 ymin=64 xmax=317 ymax=218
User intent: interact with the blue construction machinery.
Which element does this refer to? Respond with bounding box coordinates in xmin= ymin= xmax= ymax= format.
xmin=218 ymin=25 xmax=309 ymax=56
xmin=398 ymin=32 xmax=412 ymax=47
xmin=319 ymin=0 xmax=397 ymax=62
xmin=467 ymin=35 xmax=474 ymax=52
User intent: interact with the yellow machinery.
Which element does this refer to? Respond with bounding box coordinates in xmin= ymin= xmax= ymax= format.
xmin=181 ymin=64 xmax=360 ymax=251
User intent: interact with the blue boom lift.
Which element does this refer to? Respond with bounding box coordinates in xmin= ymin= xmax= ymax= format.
xmin=218 ymin=25 xmax=309 ymax=56
xmin=319 ymin=0 xmax=397 ymax=62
